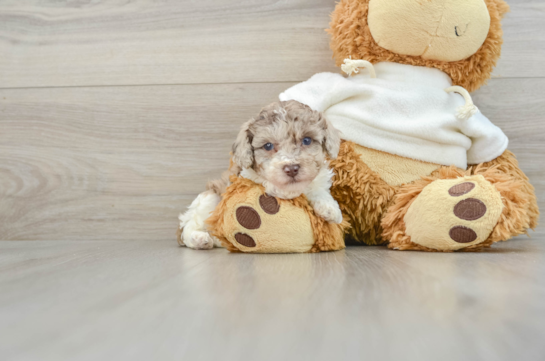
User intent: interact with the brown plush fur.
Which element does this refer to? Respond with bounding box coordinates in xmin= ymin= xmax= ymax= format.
xmin=329 ymin=141 xmax=396 ymax=245
xmin=206 ymin=176 xmax=253 ymax=253
xmin=206 ymin=176 xmax=348 ymax=253
xmin=328 ymin=0 xmax=510 ymax=92
xmin=323 ymin=0 xmax=539 ymax=251
xmin=381 ymin=151 xmax=539 ymax=252
xmin=198 ymin=0 xmax=538 ymax=253
xmin=203 ymin=139 xmax=538 ymax=254
xmin=469 ymin=150 xmax=540 ymax=239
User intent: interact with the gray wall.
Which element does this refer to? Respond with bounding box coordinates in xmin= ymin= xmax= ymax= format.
xmin=0 ymin=0 xmax=543 ymax=241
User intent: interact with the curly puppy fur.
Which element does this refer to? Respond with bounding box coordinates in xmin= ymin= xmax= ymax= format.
xmin=232 ymin=100 xmax=341 ymax=200
xmin=328 ymin=0 xmax=510 ymax=92
xmin=179 ymin=101 xmax=344 ymax=250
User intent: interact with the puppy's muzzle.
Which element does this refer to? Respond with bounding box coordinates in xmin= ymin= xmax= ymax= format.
xmin=283 ymin=164 xmax=300 ymax=178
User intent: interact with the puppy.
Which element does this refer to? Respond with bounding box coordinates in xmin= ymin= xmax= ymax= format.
xmin=178 ymin=100 xmax=343 ymax=250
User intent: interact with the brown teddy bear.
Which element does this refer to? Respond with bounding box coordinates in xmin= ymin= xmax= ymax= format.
xmin=204 ymin=0 xmax=538 ymax=253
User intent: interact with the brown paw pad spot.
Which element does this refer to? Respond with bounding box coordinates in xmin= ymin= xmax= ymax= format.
xmin=454 ymin=198 xmax=487 ymax=221
xmin=449 ymin=182 xmax=475 ymax=197
xmin=449 ymin=226 xmax=478 ymax=243
xmin=235 ymin=233 xmax=256 ymax=248
xmin=236 ymin=206 xmax=261 ymax=230
xmin=259 ymin=194 xmax=280 ymax=215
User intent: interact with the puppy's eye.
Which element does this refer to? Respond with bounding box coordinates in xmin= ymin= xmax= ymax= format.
xmin=302 ymin=137 xmax=312 ymax=146
xmin=263 ymin=143 xmax=274 ymax=151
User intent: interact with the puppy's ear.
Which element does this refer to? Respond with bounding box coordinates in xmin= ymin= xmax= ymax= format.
xmin=232 ymin=119 xmax=255 ymax=169
xmin=322 ymin=116 xmax=341 ymax=159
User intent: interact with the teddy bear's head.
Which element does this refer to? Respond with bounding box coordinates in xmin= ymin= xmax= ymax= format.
xmin=329 ymin=0 xmax=510 ymax=92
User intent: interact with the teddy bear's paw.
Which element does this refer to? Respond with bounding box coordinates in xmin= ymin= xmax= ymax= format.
xmin=403 ymin=175 xmax=504 ymax=251
xmin=185 ymin=231 xmax=215 ymax=250
xmin=222 ymin=188 xmax=316 ymax=253
xmin=312 ymin=200 xmax=343 ymax=224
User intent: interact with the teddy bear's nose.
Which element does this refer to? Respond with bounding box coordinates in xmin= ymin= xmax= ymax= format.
xmin=454 ymin=25 xmax=468 ymax=37
xmin=283 ymin=164 xmax=300 ymax=177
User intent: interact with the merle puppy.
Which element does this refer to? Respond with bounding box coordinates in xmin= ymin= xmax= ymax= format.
xmin=179 ymin=100 xmax=343 ymax=250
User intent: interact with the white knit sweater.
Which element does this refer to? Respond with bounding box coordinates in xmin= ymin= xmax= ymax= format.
xmin=279 ymin=62 xmax=508 ymax=169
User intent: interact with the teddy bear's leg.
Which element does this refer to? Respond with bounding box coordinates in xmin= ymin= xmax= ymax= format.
xmin=469 ymin=150 xmax=539 ymax=233
xmin=329 ymin=141 xmax=396 ymax=245
xmin=206 ymin=178 xmax=346 ymax=253
xmin=382 ymin=154 xmax=538 ymax=252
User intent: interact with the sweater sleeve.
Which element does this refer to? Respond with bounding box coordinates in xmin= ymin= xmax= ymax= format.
xmin=279 ymin=72 xmax=345 ymax=112
xmin=462 ymin=111 xmax=509 ymax=165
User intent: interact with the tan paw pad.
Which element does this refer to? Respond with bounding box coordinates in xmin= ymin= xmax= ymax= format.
xmin=404 ymin=175 xmax=504 ymax=251
xmin=223 ymin=187 xmax=315 ymax=253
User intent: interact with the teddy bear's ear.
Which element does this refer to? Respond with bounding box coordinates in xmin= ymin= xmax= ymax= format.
xmin=493 ymin=0 xmax=510 ymax=18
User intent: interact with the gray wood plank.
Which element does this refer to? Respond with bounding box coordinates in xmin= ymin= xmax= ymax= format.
xmin=0 ymin=240 xmax=544 ymax=361
xmin=493 ymin=0 xmax=545 ymax=79
xmin=0 ymin=0 xmax=338 ymax=88
xmin=0 ymin=78 xmax=543 ymax=241
xmin=472 ymin=77 xmax=545 ymax=214
xmin=0 ymin=82 xmax=289 ymax=241
xmin=0 ymin=0 xmax=542 ymax=89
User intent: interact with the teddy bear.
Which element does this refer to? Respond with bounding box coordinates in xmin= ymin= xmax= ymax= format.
xmin=205 ymin=0 xmax=538 ymax=253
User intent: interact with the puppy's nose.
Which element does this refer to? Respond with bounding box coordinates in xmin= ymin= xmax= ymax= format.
xmin=283 ymin=164 xmax=300 ymax=177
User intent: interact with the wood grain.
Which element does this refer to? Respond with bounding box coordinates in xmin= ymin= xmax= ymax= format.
xmin=1 ymin=240 xmax=544 ymax=360
xmin=0 ymin=82 xmax=289 ymax=241
xmin=0 ymin=78 xmax=543 ymax=241
xmin=0 ymin=0 xmax=338 ymax=88
xmin=0 ymin=0 xmax=543 ymax=89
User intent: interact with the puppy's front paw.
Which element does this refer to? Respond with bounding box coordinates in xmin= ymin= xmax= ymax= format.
xmin=185 ymin=231 xmax=215 ymax=250
xmin=313 ymin=200 xmax=343 ymax=224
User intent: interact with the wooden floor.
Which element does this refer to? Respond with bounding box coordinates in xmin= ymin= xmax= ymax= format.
xmin=1 ymin=1 xmax=544 ymax=360
xmin=1 ymin=240 xmax=544 ymax=361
